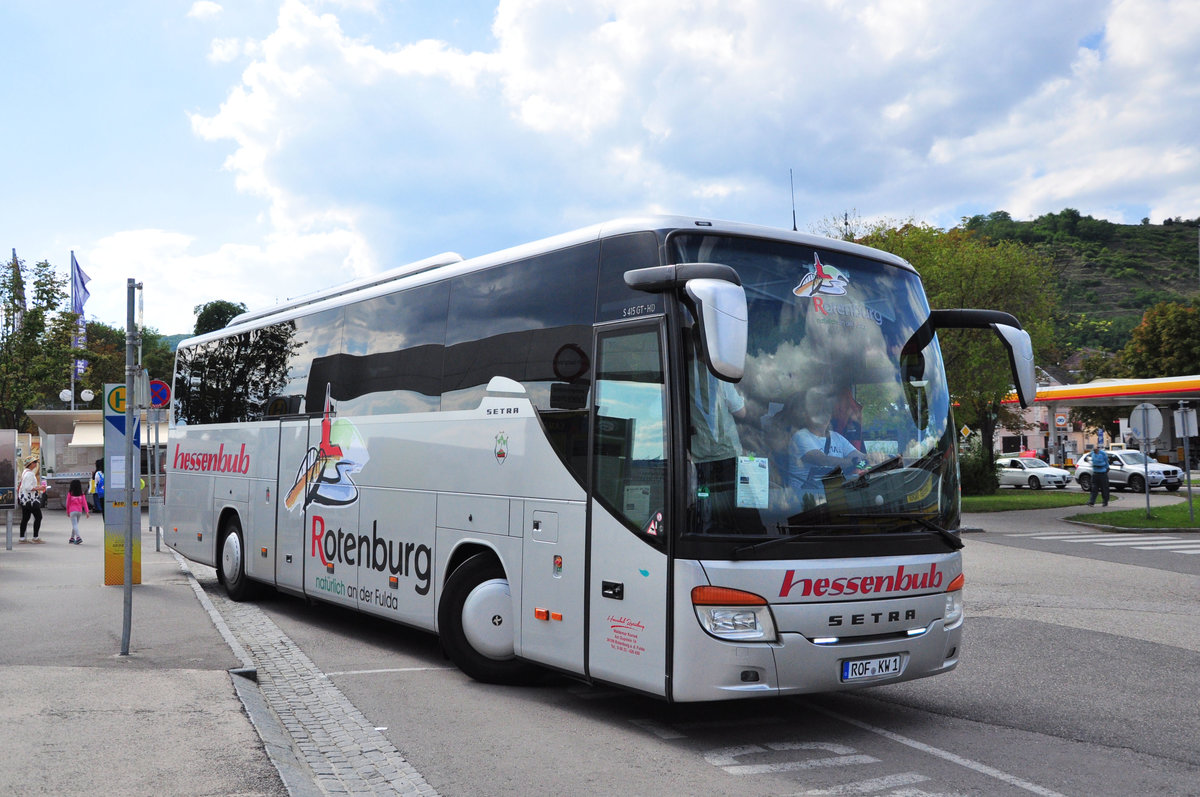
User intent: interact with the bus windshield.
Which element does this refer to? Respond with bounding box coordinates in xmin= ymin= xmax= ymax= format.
xmin=672 ymin=234 xmax=958 ymax=551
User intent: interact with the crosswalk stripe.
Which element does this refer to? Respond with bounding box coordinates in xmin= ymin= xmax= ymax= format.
xmin=1030 ymin=533 xmax=1148 ymax=541
xmin=1093 ymin=537 xmax=1179 ymax=546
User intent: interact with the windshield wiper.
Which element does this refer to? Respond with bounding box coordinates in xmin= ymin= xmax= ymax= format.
xmin=842 ymin=512 xmax=963 ymax=550
xmin=733 ymin=524 xmax=862 ymax=557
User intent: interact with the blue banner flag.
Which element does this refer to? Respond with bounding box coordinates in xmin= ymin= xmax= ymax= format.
xmin=71 ymin=252 xmax=91 ymax=315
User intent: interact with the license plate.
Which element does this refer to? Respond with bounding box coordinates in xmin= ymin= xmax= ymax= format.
xmin=842 ymin=654 xmax=904 ymax=682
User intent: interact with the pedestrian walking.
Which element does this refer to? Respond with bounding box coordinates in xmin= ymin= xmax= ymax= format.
xmin=66 ymin=478 xmax=90 ymax=544
xmin=1088 ymin=446 xmax=1110 ymax=507
xmin=17 ymin=460 xmax=47 ymax=543
xmin=93 ymin=458 xmax=105 ymax=519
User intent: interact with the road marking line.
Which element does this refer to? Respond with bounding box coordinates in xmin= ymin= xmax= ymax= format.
xmin=1038 ymin=533 xmax=1156 ymax=541
xmin=320 ymin=666 xmax=456 ymax=677
xmin=722 ymin=754 xmax=878 ymax=776
xmin=791 ymin=771 xmax=929 ymax=794
xmin=1093 ymin=537 xmax=1179 ymax=546
xmin=810 ymin=704 xmax=1067 ymax=797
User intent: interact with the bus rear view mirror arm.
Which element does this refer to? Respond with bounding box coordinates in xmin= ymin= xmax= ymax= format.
xmin=625 ymin=263 xmax=747 ymax=383
xmin=924 ymin=309 xmax=1037 ymax=409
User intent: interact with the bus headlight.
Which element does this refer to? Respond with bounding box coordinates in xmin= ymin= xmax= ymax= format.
xmin=943 ymin=573 xmax=964 ymax=628
xmin=691 ymin=586 xmax=777 ymax=642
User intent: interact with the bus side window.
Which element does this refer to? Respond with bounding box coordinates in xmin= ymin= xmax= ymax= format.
xmin=592 ymin=326 xmax=667 ymax=546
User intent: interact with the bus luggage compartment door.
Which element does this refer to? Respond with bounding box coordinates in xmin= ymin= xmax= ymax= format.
xmin=520 ymin=502 xmax=586 ymax=674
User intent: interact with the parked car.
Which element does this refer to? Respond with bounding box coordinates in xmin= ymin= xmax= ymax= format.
xmin=1074 ymin=450 xmax=1184 ymax=493
xmin=995 ymin=456 xmax=1073 ymax=489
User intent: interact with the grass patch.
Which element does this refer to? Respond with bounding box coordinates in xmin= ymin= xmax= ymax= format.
xmin=1065 ymin=498 xmax=1200 ymax=529
xmin=962 ymin=489 xmax=1092 ymax=513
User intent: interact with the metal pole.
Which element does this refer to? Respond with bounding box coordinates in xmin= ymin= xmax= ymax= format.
xmin=121 ymin=278 xmax=137 ymax=656
xmin=1142 ymin=405 xmax=1152 ymax=519
xmin=69 ymin=251 xmax=76 ymax=411
xmin=1181 ymin=401 xmax=1195 ymax=525
xmin=152 ymin=406 xmax=160 ymax=552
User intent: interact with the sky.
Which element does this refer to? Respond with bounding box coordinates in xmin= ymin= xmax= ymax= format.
xmin=3 ymin=0 xmax=1199 ymax=339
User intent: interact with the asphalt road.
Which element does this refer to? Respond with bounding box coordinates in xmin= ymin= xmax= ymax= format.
xmin=243 ymin=500 xmax=1200 ymax=796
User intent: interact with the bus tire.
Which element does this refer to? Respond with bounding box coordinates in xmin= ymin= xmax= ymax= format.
xmin=438 ymin=554 xmax=538 ymax=685
xmin=219 ymin=516 xmax=257 ymax=602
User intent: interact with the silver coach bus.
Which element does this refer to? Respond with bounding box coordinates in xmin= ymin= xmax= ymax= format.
xmin=165 ymin=216 xmax=1034 ymax=702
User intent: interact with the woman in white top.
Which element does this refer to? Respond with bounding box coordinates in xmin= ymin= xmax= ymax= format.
xmin=18 ymin=460 xmax=46 ymax=543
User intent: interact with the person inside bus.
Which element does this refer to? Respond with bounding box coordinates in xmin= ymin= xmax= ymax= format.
xmin=785 ymin=386 xmax=870 ymax=500
xmin=688 ymin=352 xmax=747 ymax=525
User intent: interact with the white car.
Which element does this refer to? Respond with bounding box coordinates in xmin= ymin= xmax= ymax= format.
xmin=1075 ymin=450 xmax=1184 ymax=493
xmin=995 ymin=456 xmax=1073 ymax=489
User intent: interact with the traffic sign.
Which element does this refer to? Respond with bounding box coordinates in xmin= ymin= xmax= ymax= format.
xmin=1128 ymin=403 xmax=1162 ymax=441
xmin=149 ymin=379 xmax=171 ymax=408
xmin=107 ymin=385 xmax=126 ymax=414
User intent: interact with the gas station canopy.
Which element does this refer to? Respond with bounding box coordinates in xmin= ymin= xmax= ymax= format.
xmin=1007 ymin=375 xmax=1200 ymax=408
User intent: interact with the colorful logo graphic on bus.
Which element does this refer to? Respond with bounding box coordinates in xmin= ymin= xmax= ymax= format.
xmin=494 ymin=432 xmax=509 ymax=465
xmin=285 ymin=388 xmax=369 ymax=511
xmin=793 ymin=253 xmax=849 ymax=297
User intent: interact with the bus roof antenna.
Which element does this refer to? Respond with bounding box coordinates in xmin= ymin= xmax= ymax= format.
xmin=789 ymin=169 xmax=797 ymax=232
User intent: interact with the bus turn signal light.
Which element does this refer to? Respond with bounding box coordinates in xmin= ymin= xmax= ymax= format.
xmin=691 ymin=586 xmax=767 ymax=606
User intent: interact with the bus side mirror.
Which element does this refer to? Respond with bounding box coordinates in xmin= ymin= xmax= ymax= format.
xmin=991 ymin=323 xmax=1036 ymax=409
xmin=684 ymin=278 xmax=747 ymax=382
xmin=925 ymin=309 xmax=1037 ymax=409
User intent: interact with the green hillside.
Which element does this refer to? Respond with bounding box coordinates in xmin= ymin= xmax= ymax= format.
xmin=963 ymin=210 xmax=1200 ymax=354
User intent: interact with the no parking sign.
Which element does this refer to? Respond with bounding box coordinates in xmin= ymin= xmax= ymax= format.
xmin=149 ymin=379 xmax=170 ymax=408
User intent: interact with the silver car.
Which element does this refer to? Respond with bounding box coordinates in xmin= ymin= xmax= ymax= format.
xmin=995 ymin=456 xmax=1073 ymax=489
xmin=1074 ymin=450 xmax=1184 ymax=493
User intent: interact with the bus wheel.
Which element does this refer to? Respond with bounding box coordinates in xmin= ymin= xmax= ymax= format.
xmin=220 ymin=517 xmax=257 ymax=602
xmin=438 ymin=554 xmax=538 ymax=685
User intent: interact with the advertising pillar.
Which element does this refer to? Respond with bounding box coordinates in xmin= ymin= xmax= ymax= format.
xmin=103 ymin=383 xmax=141 ymax=585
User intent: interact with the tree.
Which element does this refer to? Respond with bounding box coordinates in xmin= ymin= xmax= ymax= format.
xmin=194 ymin=300 xmax=247 ymax=335
xmin=0 ymin=256 xmax=70 ymax=429
xmin=1121 ymin=300 xmax=1200 ymax=378
xmin=858 ymin=223 xmax=1057 ymax=461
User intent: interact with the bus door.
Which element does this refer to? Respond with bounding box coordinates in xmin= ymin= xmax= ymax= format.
xmin=274 ymin=417 xmax=311 ymax=593
xmin=586 ymin=323 xmax=671 ymax=696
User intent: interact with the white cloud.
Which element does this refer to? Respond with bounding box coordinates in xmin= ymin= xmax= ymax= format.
xmin=187 ymin=1 xmax=223 ymax=21
xmin=208 ymin=37 xmax=242 ymax=63
xmin=119 ymin=0 xmax=1199 ymax=331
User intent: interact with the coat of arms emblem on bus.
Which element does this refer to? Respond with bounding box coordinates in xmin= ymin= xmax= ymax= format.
xmin=793 ymin=253 xmax=849 ymax=297
xmin=494 ymin=432 xmax=509 ymax=465
xmin=284 ymin=386 xmax=369 ymax=511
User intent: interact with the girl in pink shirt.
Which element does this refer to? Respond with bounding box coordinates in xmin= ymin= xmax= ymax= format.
xmin=66 ymin=479 xmax=89 ymax=545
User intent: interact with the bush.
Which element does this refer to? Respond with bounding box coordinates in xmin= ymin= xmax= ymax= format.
xmin=959 ymin=437 xmax=999 ymax=495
